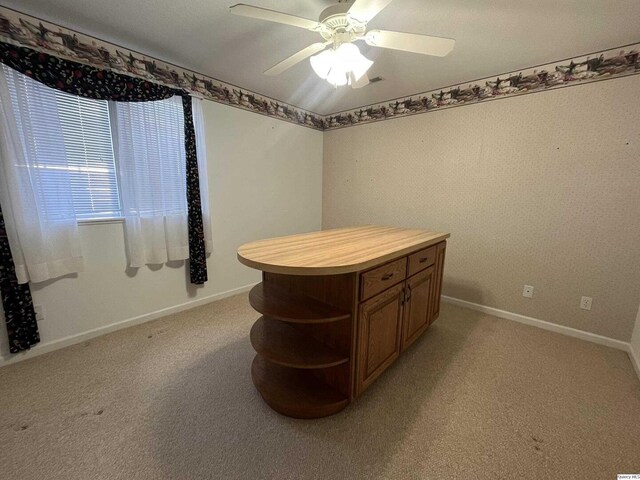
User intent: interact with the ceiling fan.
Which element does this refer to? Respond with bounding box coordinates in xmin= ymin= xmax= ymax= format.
xmin=229 ymin=0 xmax=455 ymax=89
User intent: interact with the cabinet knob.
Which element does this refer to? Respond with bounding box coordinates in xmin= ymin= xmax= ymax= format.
xmin=419 ymin=257 xmax=429 ymax=263
xmin=406 ymin=285 xmax=412 ymax=302
xmin=381 ymin=273 xmax=394 ymax=281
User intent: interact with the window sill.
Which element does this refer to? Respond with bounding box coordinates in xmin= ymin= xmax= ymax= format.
xmin=78 ymin=217 xmax=124 ymax=226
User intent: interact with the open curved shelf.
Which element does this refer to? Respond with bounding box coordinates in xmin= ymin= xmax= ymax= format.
xmin=251 ymin=355 xmax=349 ymax=419
xmin=250 ymin=316 xmax=349 ymax=369
xmin=249 ymin=283 xmax=350 ymax=324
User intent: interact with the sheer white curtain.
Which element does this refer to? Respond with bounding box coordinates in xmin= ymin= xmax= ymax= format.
xmin=112 ymin=95 xmax=212 ymax=267
xmin=0 ymin=65 xmax=84 ymax=283
xmin=112 ymin=95 xmax=187 ymax=266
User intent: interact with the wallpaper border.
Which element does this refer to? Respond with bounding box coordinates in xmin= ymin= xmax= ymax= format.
xmin=0 ymin=6 xmax=325 ymax=131
xmin=1 ymin=6 xmax=638 ymax=132
xmin=324 ymin=43 xmax=640 ymax=130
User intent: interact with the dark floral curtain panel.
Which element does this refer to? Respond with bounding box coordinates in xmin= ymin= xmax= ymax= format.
xmin=181 ymin=95 xmax=208 ymax=283
xmin=0 ymin=42 xmax=208 ymax=352
xmin=0 ymin=205 xmax=39 ymax=352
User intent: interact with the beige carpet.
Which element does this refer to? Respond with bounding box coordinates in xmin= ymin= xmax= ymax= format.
xmin=0 ymin=294 xmax=638 ymax=480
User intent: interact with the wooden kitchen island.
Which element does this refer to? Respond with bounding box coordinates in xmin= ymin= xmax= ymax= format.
xmin=237 ymin=225 xmax=449 ymax=419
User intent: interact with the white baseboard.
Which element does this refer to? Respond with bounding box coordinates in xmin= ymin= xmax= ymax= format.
xmin=0 ymin=282 xmax=258 ymax=368
xmin=442 ymin=295 xmax=640 ymax=383
xmin=441 ymin=295 xmax=630 ymax=351
xmin=628 ymin=345 xmax=640 ymax=382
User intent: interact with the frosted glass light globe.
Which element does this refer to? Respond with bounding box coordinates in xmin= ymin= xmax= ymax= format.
xmin=326 ymin=64 xmax=348 ymax=87
xmin=336 ymin=44 xmax=371 ymax=80
xmin=310 ymin=49 xmax=335 ymax=79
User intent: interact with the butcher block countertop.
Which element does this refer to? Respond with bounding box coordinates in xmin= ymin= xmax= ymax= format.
xmin=237 ymin=225 xmax=450 ymax=275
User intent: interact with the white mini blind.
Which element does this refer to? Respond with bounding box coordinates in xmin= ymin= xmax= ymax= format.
xmin=113 ymin=96 xmax=187 ymax=216
xmin=3 ymin=65 xmax=120 ymax=220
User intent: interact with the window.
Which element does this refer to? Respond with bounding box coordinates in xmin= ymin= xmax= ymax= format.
xmin=3 ymin=64 xmax=186 ymax=221
xmin=0 ymin=65 xmax=211 ymax=282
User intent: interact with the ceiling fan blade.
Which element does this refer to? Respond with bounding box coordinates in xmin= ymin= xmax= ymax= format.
xmin=350 ymin=72 xmax=370 ymax=89
xmin=347 ymin=0 xmax=394 ymax=23
xmin=229 ymin=4 xmax=321 ymax=30
xmin=264 ymin=42 xmax=329 ymax=76
xmin=365 ymin=30 xmax=455 ymax=57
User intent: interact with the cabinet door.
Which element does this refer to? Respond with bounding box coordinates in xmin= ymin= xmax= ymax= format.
xmin=430 ymin=242 xmax=447 ymax=324
xmin=401 ymin=266 xmax=435 ymax=350
xmin=356 ymin=282 xmax=405 ymax=395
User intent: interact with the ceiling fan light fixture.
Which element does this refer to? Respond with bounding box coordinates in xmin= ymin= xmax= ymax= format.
xmin=310 ymin=42 xmax=373 ymax=87
xmin=231 ymin=1 xmax=456 ymax=90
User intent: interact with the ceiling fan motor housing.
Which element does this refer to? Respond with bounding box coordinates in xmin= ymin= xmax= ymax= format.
xmin=318 ymin=3 xmax=366 ymax=43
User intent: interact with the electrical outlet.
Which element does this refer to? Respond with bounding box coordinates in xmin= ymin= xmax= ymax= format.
xmin=34 ymin=305 xmax=44 ymax=321
xmin=522 ymin=285 xmax=534 ymax=298
xmin=580 ymin=296 xmax=592 ymax=311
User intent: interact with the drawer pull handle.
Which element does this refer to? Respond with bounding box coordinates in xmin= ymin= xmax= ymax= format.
xmin=419 ymin=257 xmax=429 ymax=263
xmin=381 ymin=273 xmax=394 ymax=281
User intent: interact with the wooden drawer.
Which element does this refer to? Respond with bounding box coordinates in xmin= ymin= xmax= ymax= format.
xmin=407 ymin=245 xmax=437 ymax=277
xmin=360 ymin=258 xmax=406 ymax=301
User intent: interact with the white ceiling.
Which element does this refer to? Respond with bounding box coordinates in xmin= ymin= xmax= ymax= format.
xmin=6 ymin=0 xmax=640 ymax=115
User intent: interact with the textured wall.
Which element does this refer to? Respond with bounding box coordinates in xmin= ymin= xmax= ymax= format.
xmin=323 ymin=75 xmax=640 ymax=341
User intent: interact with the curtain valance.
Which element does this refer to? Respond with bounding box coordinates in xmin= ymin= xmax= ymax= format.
xmin=0 ymin=42 xmax=177 ymax=101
